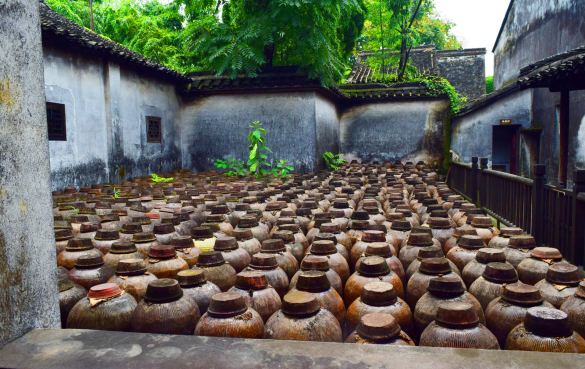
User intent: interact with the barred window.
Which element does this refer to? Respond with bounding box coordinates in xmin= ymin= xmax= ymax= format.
xmin=146 ymin=116 xmax=161 ymax=143
xmin=46 ymin=102 xmax=66 ymax=141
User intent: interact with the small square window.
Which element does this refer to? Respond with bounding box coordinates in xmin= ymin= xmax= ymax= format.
xmin=146 ymin=116 xmax=161 ymax=143
xmin=46 ymin=102 xmax=66 ymax=141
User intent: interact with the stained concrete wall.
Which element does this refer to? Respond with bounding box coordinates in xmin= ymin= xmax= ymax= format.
xmin=0 ymin=0 xmax=60 ymax=346
xmin=339 ymin=99 xmax=450 ymax=168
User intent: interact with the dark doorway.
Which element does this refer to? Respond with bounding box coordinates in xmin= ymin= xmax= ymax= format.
xmin=492 ymin=125 xmax=520 ymax=174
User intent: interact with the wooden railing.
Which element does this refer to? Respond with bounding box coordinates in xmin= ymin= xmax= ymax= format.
xmin=449 ymin=157 xmax=585 ymax=266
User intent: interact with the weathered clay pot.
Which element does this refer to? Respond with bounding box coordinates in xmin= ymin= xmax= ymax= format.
xmin=518 ymin=247 xmax=565 ymax=285
xmin=66 ymin=283 xmax=137 ymax=331
xmin=344 ymin=256 xmax=405 ymax=307
xmin=196 ymin=251 xmax=237 ymax=292
xmin=308 ymin=240 xmax=350 ymax=286
xmin=320 ymin=223 xmax=353 ymax=255
xmin=68 ymin=255 xmax=115 ymax=290
xmin=153 ymin=223 xmax=179 ymax=244
xmin=264 ymin=291 xmax=342 ymax=342
xmin=486 ymin=283 xmax=554 ymax=348
xmin=345 ymin=219 xmax=369 ymax=247
xmin=560 ymin=281 xmax=585 ymax=339
xmin=131 ymin=232 xmax=159 ymax=256
xmin=427 ymin=218 xmax=454 ymax=247
xmin=279 ymin=223 xmax=309 ymax=250
xmin=93 ymin=229 xmax=121 ymax=254
xmin=419 ymin=302 xmax=499 ymax=349
xmin=245 ymin=253 xmax=289 ymax=298
xmin=177 ymin=269 xmax=221 ymax=314
xmin=206 ymin=214 xmax=233 ymax=236
xmin=488 ymin=227 xmax=523 ymax=249
xmin=260 ymin=239 xmax=299 ymax=280
xmin=108 ymin=258 xmax=157 ymax=302
xmin=214 ymin=236 xmax=251 ymax=273
xmin=345 ymin=313 xmax=415 ymax=345
xmin=414 ymin=276 xmax=484 ymax=340
xmin=503 ymin=235 xmax=536 ymax=268
xmin=119 ymin=222 xmax=143 ymax=242
xmin=55 ymin=228 xmax=75 ymax=256
xmin=444 ymin=228 xmax=478 ymax=254
xmin=469 ymin=262 xmax=519 ymax=311
xmin=387 ymin=219 xmax=412 ymax=248
xmin=233 ymin=229 xmax=262 ymax=257
xmin=170 ymin=236 xmax=200 ymax=267
xmin=310 ymin=232 xmax=350 ymax=263
xmin=289 ymin=255 xmax=343 ymax=297
xmin=355 ymin=243 xmax=405 ymax=285
xmin=290 ymin=271 xmax=345 ymax=327
xmin=273 ymin=230 xmax=305 ymax=264
xmin=58 ymin=238 xmax=104 ymax=270
xmin=470 ymin=216 xmax=499 ymax=243
xmin=461 ymin=248 xmax=508 ymax=288
xmin=76 ymin=222 xmax=99 ymax=242
xmin=406 ymin=257 xmax=463 ymax=308
xmin=399 ymin=233 xmax=434 ymax=272
xmin=446 ymin=235 xmax=485 ymax=273
xmin=146 ymin=244 xmax=188 ymax=279
xmin=405 ymin=246 xmax=462 ymax=282
xmin=103 ymin=241 xmax=146 ymax=270
xmin=235 ymin=216 xmax=269 ymax=244
xmin=534 ymin=263 xmax=581 ymax=308
xmin=228 ymin=271 xmax=281 ymax=323
xmin=58 ymin=274 xmax=87 ymax=328
xmin=346 ymin=282 xmax=414 ymax=340
xmin=505 ymin=307 xmax=585 ymax=352
xmin=194 ymin=291 xmax=264 ymax=338
xmin=350 ymin=231 xmax=390 ymax=271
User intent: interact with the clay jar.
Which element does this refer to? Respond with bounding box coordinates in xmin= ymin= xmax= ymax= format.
xmin=245 ymin=253 xmax=289 ymax=298
xmin=68 ymin=255 xmax=115 ymax=290
xmin=560 ymin=281 xmax=585 ymax=339
xmin=345 ymin=313 xmax=415 ymax=346
xmin=196 ymin=251 xmax=237 ymax=292
xmin=311 ymin=232 xmax=350 ymax=262
xmin=131 ymin=232 xmax=159 ymax=256
xmin=419 ymin=302 xmax=499 ymax=349
xmin=131 ymin=278 xmax=200 ymax=335
xmin=356 ymin=243 xmax=405 ymax=285
xmin=503 ymin=235 xmax=536 ymax=268
xmin=344 ymin=256 xmax=405 ymax=308
xmin=177 ymin=269 xmax=221 ymax=314
xmin=153 ymin=223 xmax=179 ymax=244
xmin=345 ymin=219 xmax=369 ymax=247
xmin=236 ymin=216 xmax=269 ymax=244
xmin=427 ymin=217 xmax=454 ymax=248
xmin=194 ymin=291 xmax=264 ymax=338
xmin=406 ymin=257 xmax=463 ymax=308
xmin=214 ymin=236 xmax=251 ymax=273
xmin=309 ymin=240 xmax=351 ymax=286
xmin=488 ymin=227 xmax=523 ymax=249
xmin=399 ymin=233 xmax=434 ymax=272
xmin=260 ymin=239 xmax=299 ymax=280
xmin=320 ymin=223 xmax=353 ymax=255
xmin=346 ymin=282 xmax=414 ymax=340
xmin=469 ymin=262 xmax=519 ymax=311
xmin=414 ymin=276 xmax=484 ymax=339
xmin=93 ymin=229 xmax=121 ymax=254
xmin=485 ymin=283 xmax=554 ymax=348
xmin=290 ymin=255 xmax=343 ymax=296
xmin=535 ymin=263 xmax=582 ymax=308
xmin=470 ymin=216 xmax=499 ymax=243
xmin=171 ymin=236 xmax=200 ymax=267
xmin=66 ymin=283 xmax=137 ymax=331
xmin=233 ymin=229 xmax=261 ymax=257
xmin=279 ymin=224 xmax=309 ymax=251
xmin=119 ymin=223 xmax=143 ymax=242
xmin=461 ymin=248 xmax=508 ymax=288
xmin=58 ymin=274 xmax=87 ymax=328
xmin=444 ymin=228 xmax=478 ymax=254
xmin=446 ymin=235 xmax=485 ymax=273
xmin=108 ymin=258 xmax=157 ymax=302
xmin=229 ymin=271 xmax=281 ymax=323
xmin=206 ymin=214 xmax=233 ymax=237
xmin=58 ymin=238 xmax=104 ymax=270
xmin=350 ymin=231 xmax=392 ymax=270
xmin=273 ymin=230 xmax=305 ymax=264
xmin=264 ymin=291 xmax=342 ymax=342
xmin=290 ymin=271 xmax=345 ymax=327
xmin=505 ymin=307 xmax=585 ymax=352
xmin=55 ymin=228 xmax=75 ymax=256
xmin=103 ymin=241 xmax=145 ymax=270
xmin=387 ymin=219 xmax=412 ymax=248
xmin=146 ymin=244 xmax=188 ymax=279
xmin=518 ymin=247 xmax=565 ymax=285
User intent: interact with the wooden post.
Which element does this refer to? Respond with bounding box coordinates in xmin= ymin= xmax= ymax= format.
xmin=559 ymin=89 xmax=570 ymax=188
xmin=571 ymin=170 xmax=585 ymax=265
xmin=532 ymin=164 xmax=546 ymax=245
xmin=479 ymin=157 xmax=488 ymax=208
xmin=471 ymin=157 xmax=479 ymax=205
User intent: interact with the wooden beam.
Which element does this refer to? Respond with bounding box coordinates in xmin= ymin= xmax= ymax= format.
xmin=559 ymin=89 xmax=570 ymax=188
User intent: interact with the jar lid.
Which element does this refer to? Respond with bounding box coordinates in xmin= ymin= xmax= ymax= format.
xmin=261 ymin=239 xmax=286 ymax=253
xmin=389 ymin=219 xmax=411 ymax=232
xmin=364 ymin=243 xmax=393 ymax=258
xmin=300 ymin=256 xmax=330 ymax=272
xmin=411 ymin=226 xmax=432 ymax=236
xmin=296 ymin=208 xmax=312 ymax=217
xmin=232 ymin=229 xmax=253 ymax=241
xmin=320 ymin=223 xmax=341 ymax=234
xmin=427 ymin=205 xmax=443 ymax=213
xmin=211 ymin=204 xmax=230 ymax=214
xmin=407 ymin=233 xmax=433 ymax=246
xmin=69 ymin=215 xmax=89 ymax=224
xmin=419 ymin=257 xmax=452 ymax=275
xmin=148 ymin=244 xmax=176 ymax=259
xmin=279 ymin=224 xmax=301 ymax=234
xmin=453 ymin=228 xmax=478 ymax=238
xmin=500 ymin=227 xmax=524 ymax=238
xmin=94 ymin=228 xmax=120 ymax=241
xmin=65 ymin=238 xmax=94 ymax=251
xmin=238 ymin=216 xmax=259 ymax=228
xmin=58 ymin=274 xmax=74 ymax=292
xmin=249 ymin=253 xmax=278 ymax=270
xmin=397 ymin=209 xmax=413 ymax=217
xmin=282 ymin=291 xmax=320 ymax=317
xmin=192 ymin=226 xmax=214 ymax=239
xmin=502 ymin=283 xmax=544 ymax=305
xmin=116 ymin=259 xmax=147 ymax=276
xmin=333 ymin=200 xmax=349 ymax=209
xmin=436 ymin=302 xmax=479 ymax=327
xmin=351 ymin=220 xmax=370 ymax=230
xmin=235 ymin=204 xmax=251 ymax=212
xmin=509 ymin=235 xmax=536 ymax=249
xmin=170 ymin=236 xmax=193 ymax=249
xmin=276 ymin=218 xmax=295 ymax=227
xmin=235 ymin=271 xmax=268 ymax=290
xmin=87 ymin=283 xmax=122 ymax=299
xmin=154 ymin=223 xmax=176 ymax=235
xmin=430 ymin=210 xmax=449 ymax=218
xmin=120 ymin=223 xmax=142 ymax=234
xmin=476 ymin=248 xmax=506 ymax=263
xmin=109 ymin=241 xmax=138 ymax=254
xmin=129 ymin=205 xmax=149 ymax=213
xmin=386 ymin=213 xmax=405 ymax=221
xmin=428 ymin=217 xmax=451 ymax=229
xmin=131 ymin=232 xmax=157 ymax=243
xmin=273 ymin=230 xmax=295 ymax=244
xmin=303 ymin=201 xmax=318 ymax=209
xmin=545 ymin=263 xmax=581 ymax=286
xmin=361 ymin=282 xmax=397 ymax=306
xmin=196 ymin=251 xmax=226 ymax=267
xmin=74 ymin=255 xmax=105 ymax=268
xmin=357 ymin=313 xmax=401 ymax=341
xmin=280 ymin=209 xmax=296 ymax=218
xmin=471 ymin=216 xmax=493 ymax=228
xmin=144 ymin=278 xmax=184 ymax=303
xmin=427 ymin=276 xmax=465 ymax=296
xmin=357 ymin=256 xmax=390 ymax=276
xmin=100 ymin=214 xmax=120 ymax=223
xmin=361 ymin=231 xmax=385 ymax=243
xmin=530 ymin=247 xmax=562 ymax=260
xmin=351 ymin=211 xmax=370 ymax=221
xmin=524 ymin=307 xmax=572 ymax=337
xmin=422 ymin=198 xmax=438 ymax=206
xmin=458 ymin=235 xmax=485 ymax=249
xmin=460 ymin=204 xmax=477 ymax=210
xmin=215 ymin=237 xmax=238 ymax=251
xmin=208 ymin=291 xmax=248 ymax=318
xmin=177 ymin=269 xmax=206 ymax=287
xmin=206 ymin=214 xmax=225 ymax=223
xmin=416 ymin=246 xmax=444 ymax=260
xmin=482 ymin=262 xmax=518 ymax=283
xmin=54 ymin=220 xmax=73 ymax=230
xmin=576 ymin=281 xmax=585 ymax=299
xmin=296 ymin=271 xmax=331 ymax=292
xmin=55 ymin=229 xmax=75 ymax=241
xmin=80 ymin=223 xmax=99 ymax=233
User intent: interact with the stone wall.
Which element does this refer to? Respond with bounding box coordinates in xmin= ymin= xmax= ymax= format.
xmin=436 ymin=50 xmax=486 ymax=102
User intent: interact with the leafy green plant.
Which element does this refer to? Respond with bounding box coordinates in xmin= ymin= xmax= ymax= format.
xmin=271 ymin=160 xmax=294 ymax=180
xmin=323 ymin=152 xmax=347 ymax=170
xmin=486 ymin=76 xmax=494 ymax=94
xmin=62 ymin=206 xmax=80 ymax=220
xmin=247 ymin=121 xmax=273 ymax=179
xmin=214 ymin=157 xmax=248 ymax=177
xmin=151 ymin=173 xmax=174 ymax=183
xmin=113 ymin=188 xmax=123 ymax=199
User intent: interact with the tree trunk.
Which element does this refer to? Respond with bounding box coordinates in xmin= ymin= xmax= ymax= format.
xmin=88 ymin=0 xmax=95 ymax=31
xmin=398 ymin=34 xmax=407 ymax=81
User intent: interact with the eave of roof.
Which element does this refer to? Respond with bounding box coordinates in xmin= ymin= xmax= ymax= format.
xmin=452 ymin=82 xmax=519 ymax=118
xmin=518 ymin=45 xmax=585 ymax=90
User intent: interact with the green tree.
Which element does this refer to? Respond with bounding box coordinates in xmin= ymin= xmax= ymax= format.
xmin=486 ymin=76 xmax=494 ymax=94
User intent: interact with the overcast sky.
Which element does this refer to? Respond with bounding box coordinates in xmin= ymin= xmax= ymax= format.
xmin=433 ymin=0 xmax=511 ymax=76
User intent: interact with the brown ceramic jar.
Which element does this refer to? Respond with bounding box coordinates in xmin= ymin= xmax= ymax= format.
xmin=214 ymin=236 xmax=251 ymax=273
xmin=444 ymin=228 xmax=478 ymax=254
xmin=488 ymin=227 xmax=523 ymax=249
xmin=320 ymin=223 xmax=353 ymax=255
xmin=503 ymin=235 xmax=536 ymax=268
xmin=350 ymin=231 xmax=393 ymax=270
xmin=93 ymin=229 xmax=121 ymax=254
xmin=196 ymin=251 xmax=237 ymax=292
xmin=55 ymin=228 xmax=75 ymax=256
xmin=177 ymin=269 xmax=221 ymax=314
xmin=345 ymin=219 xmax=369 ymax=246
xmin=273 ymin=230 xmax=305 ymax=264
xmin=229 ymin=271 xmax=282 ymax=323
xmin=461 ymin=248 xmax=508 ymax=288
xmin=119 ymin=222 xmax=143 ymax=242
xmin=146 ymin=244 xmax=188 ymax=279
xmin=505 ymin=307 xmax=585 ymax=352
xmin=260 ymin=239 xmax=299 ymax=280
xmin=66 ymin=283 xmax=137 ymax=331
xmin=345 ymin=313 xmax=415 ymax=346
xmin=235 ymin=216 xmax=269 ymax=244
xmin=470 ymin=216 xmax=499 ymax=243
xmin=355 ymin=243 xmax=405 ymax=285
xmin=245 ymin=253 xmax=289 ymax=298
xmin=535 ymin=263 xmax=582 ymax=308
xmin=103 ymin=241 xmax=146 ymax=270
xmin=344 ymin=256 xmax=405 ymax=307
xmin=446 ymin=235 xmax=485 ymax=273
xmin=469 ymin=262 xmax=519 ymax=311
xmin=171 ymin=236 xmax=200 ymax=267
xmin=153 ymin=223 xmax=179 ymax=244
xmin=308 ymin=240 xmax=351 ymax=286
xmin=131 ymin=232 xmax=159 ymax=256
xmin=387 ymin=219 xmax=412 ymax=248
xmin=279 ymin=224 xmax=309 ymax=250
xmin=414 ymin=276 xmax=484 ymax=339
xmin=399 ymin=233 xmax=434 ymax=272
xmin=406 ymin=257 xmax=463 ymax=308
xmin=427 ymin=218 xmax=454 ymax=248
xmin=518 ymin=247 xmax=565 ymax=285
xmin=264 ymin=291 xmax=342 ymax=342
xmin=206 ymin=213 xmax=233 ymax=236
xmin=58 ymin=274 xmax=87 ymax=328
xmin=290 ymin=255 xmax=343 ymax=297
xmin=311 ymin=232 xmax=350 ymax=262
xmin=108 ymin=258 xmax=157 ymax=302
xmin=194 ymin=291 xmax=264 ymax=338
xmin=419 ymin=302 xmax=499 ymax=349
xmin=68 ymin=255 xmax=115 ymax=290
xmin=58 ymin=238 xmax=104 ymax=270
xmin=290 ymin=271 xmax=345 ymax=327
xmin=345 ymin=282 xmax=414 ymax=339
xmin=233 ymin=229 xmax=262 ymax=257
xmin=485 ymin=283 xmax=554 ymax=348
xmin=560 ymin=281 xmax=585 ymax=339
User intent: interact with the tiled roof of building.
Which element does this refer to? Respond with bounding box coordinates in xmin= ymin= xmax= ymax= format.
xmin=518 ymin=45 xmax=585 ymax=90
xmin=340 ymin=82 xmax=447 ymax=101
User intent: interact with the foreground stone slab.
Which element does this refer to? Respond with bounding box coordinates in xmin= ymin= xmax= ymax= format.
xmin=0 ymin=329 xmax=584 ymax=369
